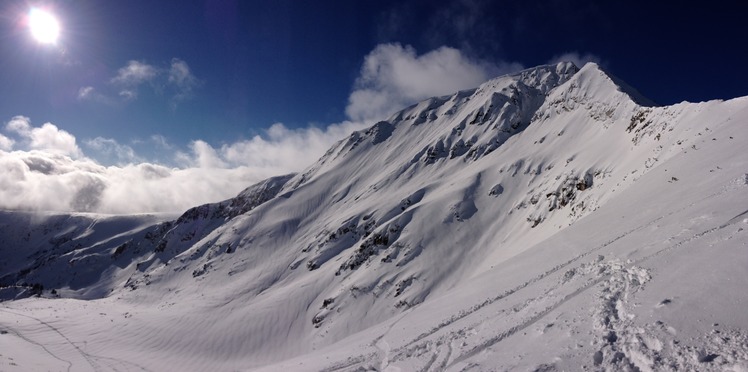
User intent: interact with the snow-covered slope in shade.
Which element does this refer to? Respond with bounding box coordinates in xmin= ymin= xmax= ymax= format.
xmin=0 ymin=174 xmax=293 ymax=300
xmin=1 ymin=62 xmax=748 ymax=371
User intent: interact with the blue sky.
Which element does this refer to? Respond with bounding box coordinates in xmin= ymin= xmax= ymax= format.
xmin=0 ymin=0 xmax=746 ymax=213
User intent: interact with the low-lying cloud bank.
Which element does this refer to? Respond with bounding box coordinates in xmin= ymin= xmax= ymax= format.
xmin=0 ymin=118 xmax=368 ymax=214
xmin=1 ymin=44 xmax=558 ymax=214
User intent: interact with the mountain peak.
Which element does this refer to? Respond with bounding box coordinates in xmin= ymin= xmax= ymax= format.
xmin=564 ymin=62 xmax=656 ymax=106
xmin=474 ymin=61 xmax=580 ymax=97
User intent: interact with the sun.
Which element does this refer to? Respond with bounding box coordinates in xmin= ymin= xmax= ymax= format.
xmin=28 ymin=8 xmax=60 ymax=44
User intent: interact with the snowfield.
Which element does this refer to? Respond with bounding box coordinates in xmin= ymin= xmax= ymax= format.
xmin=1 ymin=62 xmax=748 ymax=371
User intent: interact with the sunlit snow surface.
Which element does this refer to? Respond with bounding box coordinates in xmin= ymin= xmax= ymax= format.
xmin=2 ymin=63 xmax=748 ymax=371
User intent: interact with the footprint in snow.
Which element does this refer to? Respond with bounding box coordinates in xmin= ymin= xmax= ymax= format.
xmin=656 ymin=298 xmax=672 ymax=308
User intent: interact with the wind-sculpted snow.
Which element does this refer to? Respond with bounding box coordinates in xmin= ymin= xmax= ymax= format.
xmin=2 ymin=62 xmax=748 ymax=371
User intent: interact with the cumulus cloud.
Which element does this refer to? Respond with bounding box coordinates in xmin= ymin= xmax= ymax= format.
xmin=186 ymin=140 xmax=227 ymax=169
xmin=5 ymin=116 xmax=82 ymax=158
xmin=548 ymin=52 xmax=603 ymax=69
xmin=346 ymin=43 xmax=522 ymax=122
xmin=0 ymin=117 xmax=368 ymax=214
xmin=0 ymin=134 xmax=13 ymax=151
xmin=6 ymin=116 xmax=32 ymax=136
xmin=27 ymin=124 xmax=82 ymax=157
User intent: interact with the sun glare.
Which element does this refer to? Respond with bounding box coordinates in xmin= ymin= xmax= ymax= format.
xmin=29 ymin=8 xmax=60 ymax=44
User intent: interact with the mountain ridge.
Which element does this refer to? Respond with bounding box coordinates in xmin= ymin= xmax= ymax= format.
xmin=1 ymin=62 xmax=747 ymax=371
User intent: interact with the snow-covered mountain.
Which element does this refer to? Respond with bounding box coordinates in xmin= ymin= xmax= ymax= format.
xmin=1 ymin=62 xmax=748 ymax=371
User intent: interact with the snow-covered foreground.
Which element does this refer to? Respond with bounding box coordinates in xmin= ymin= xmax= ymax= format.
xmin=1 ymin=63 xmax=748 ymax=371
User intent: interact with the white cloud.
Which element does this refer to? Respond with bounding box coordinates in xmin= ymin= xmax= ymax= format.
xmin=0 ymin=134 xmax=13 ymax=151
xmin=0 ymin=151 xmax=105 ymax=212
xmin=118 ymin=89 xmax=138 ymax=101
xmin=346 ymin=43 xmax=523 ymax=122
xmin=169 ymin=59 xmax=198 ymax=91
xmin=28 ymin=124 xmax=82 ymax=157
xmin=217 ymin=121 xmax=369 ymax=172
xmin=5 ymin=116 xmax=82 ymax=158
xmin=0 ymin=117 xmax=368 ymax=214
xmin=77 ymin=86 xmax=95 ymax=100
xmin=150 ymin=134 xmax=173 ymax=149
xmin=548 ymin=52 xmax=603 ymax=69
xmin=168 ymin=59 xmax=192 ymax=86
xmin=84 ymin=137 xmax=140 ymax=165
xmin=81 ymin=58 xmax=199 ymax=107
xmin=77 ymin=86 xmax=117 ymax=105
xmin=167 ymin=58 xmax=200 ymax=108
xmin=111 ymin=60 xmax=158 ymax=86
xmin=189 ymin=140 xmax=227 ymax=169
xmin=0 ymin=150 xmax=260 ymax=213
xmin=109 ymin=60 xmax=156 ymax=102
xmin=173 ymin=121 xmax=369 ymax=174
xmin=6 ymin=115 xmax=32 ymax=136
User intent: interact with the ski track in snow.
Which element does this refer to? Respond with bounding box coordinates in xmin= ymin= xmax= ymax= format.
xmin=399 ymin=183 xmax=735 ymax=354
xmin=0 ymin=307 xmax=152 ymax=372
xmin=0 ymin=311 xmax=74 ymax=372
xmin=320 ymin=181 xmax=748 ymax=371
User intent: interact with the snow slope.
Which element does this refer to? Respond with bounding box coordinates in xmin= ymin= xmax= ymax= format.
xmin=1 ymin=62 xmax=747 ymax=371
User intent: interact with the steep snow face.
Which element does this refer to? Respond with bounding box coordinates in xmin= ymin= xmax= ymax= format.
xmin=2 ymin=62 xmax=748 ymax=371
